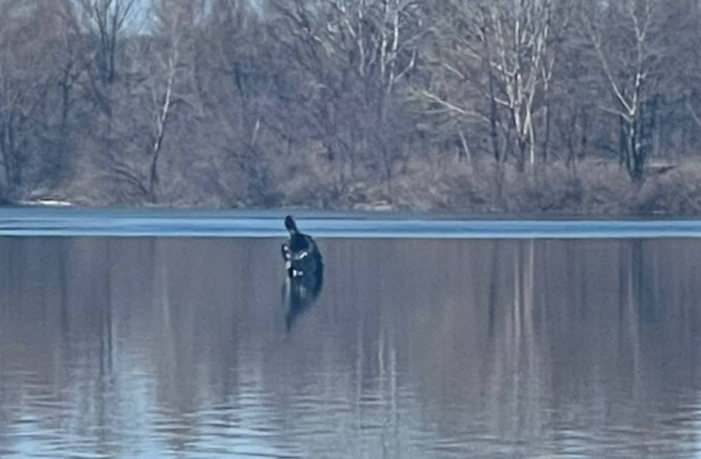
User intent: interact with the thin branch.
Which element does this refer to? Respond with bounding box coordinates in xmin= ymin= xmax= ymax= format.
xmin=418 ymin=90 xmax=471 ymax=116
xmin=687 ymin=99 xmax=701 ymax=129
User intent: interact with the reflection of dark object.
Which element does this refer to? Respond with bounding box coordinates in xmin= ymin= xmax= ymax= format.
xmin=281 ymin=215 xmax=323 ymax=278
xmin=283 ymin=264 xmax=324 ymax=330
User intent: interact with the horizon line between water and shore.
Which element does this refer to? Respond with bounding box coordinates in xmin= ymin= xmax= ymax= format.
xmin=1 ymin=207 xmax=701 ymax=239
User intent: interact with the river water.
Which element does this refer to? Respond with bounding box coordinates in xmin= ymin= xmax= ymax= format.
xmin=1 ymin=211 xmax=701 ymax=458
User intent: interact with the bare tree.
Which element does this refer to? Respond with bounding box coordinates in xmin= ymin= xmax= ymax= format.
xmin=77 ymin=0 xmax=136 ymax=85
xmin=488 ymin=0 xmax=555 ymax=167
xmin=135 ymin=0 xmax=204 ymax=202
xmin=417 ymin=0 xmax=562 ymax=169
xmin=0 ymin=0 xmax=86 ymax=199
xmin=1 ymin=0 xmax=701 ymax=211
xmin=585 ymin=0 xmax=663 ymax=181
xmin=75 ymin=0 xmax=136 ymax=127
xmin=267 ymin=0 xmax=426 ymax=191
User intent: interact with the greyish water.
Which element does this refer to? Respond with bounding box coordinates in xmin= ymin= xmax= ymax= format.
xmin=1 ymin=211 xmax=701 ymax=458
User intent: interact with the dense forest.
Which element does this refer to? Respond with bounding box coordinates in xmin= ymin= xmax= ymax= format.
xmin=1 ymin=0 xmax=701 ymax=213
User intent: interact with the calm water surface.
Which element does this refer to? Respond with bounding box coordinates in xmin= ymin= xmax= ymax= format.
xmin=1 ymin=236 xmax=701 ymax=458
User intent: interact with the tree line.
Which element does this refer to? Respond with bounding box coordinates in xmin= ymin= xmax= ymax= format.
xmin=1 ymin=0 xmax=700 ymax=212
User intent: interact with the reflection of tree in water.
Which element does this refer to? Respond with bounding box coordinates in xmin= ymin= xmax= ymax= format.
xmin=282 ymin=265 xmax=324 ymax=331
xmin=481 ymin=239 xmax=701 ymax=457
xmin=393 ymin=238 xmax=701 ymax=457
xmin=4 ymin=238 xmax=701 ymax=458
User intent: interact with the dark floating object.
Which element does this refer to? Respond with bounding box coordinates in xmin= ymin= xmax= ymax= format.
xmin=281 ymin=215 xmax=323 ymax=278
xmin=280 ymin=216 xmax=324 ymax=330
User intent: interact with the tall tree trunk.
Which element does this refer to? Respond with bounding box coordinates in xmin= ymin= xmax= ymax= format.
xmin=150 ymin=52 xmax=177 ymax=202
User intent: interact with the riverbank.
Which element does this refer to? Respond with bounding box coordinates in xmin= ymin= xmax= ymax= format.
xmin=12 ymin=158 xmax=701 ymax=216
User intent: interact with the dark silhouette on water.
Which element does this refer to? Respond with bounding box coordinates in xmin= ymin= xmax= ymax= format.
xmin=280 ymin=216 xmax=324 ymax=330
xmin=282 ymin=265 xmax=324 ymax=330
xmin=281 ymin=216 xmax=323 ymax=278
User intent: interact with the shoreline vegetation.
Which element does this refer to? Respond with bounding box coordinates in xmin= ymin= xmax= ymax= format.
xmin=13 ymin=158 xmax=701 ymax=216
xmin=1 ymin=1 xmax=701 ymax=216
